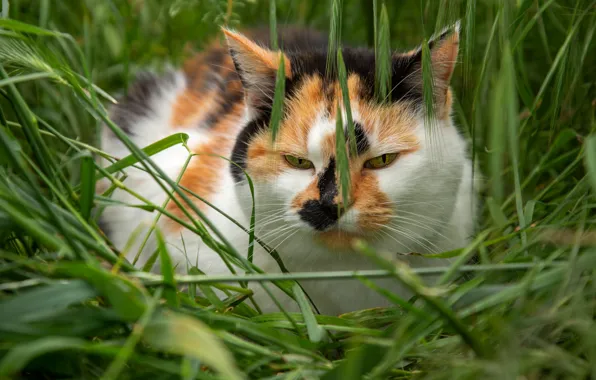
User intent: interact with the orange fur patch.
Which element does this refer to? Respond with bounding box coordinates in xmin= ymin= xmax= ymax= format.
xmin=291 ymin=179 xmax=320 ymax=210
xmin=351 ymin=171 xmax=392 ymax=231
xmin=171 ymin=89 xmax=219 ymax=127
xmin=243 ymin=75 xmax=328 ymax=180
xmin=278 ymin=75 xmax=325 ymax=153
xmin=359 ymin=100 xmax=420 ymax=151
xmin=171 ymin=45 xmax=243 ymax=128
xmin=245 ymin=131 xmax=285 ymax=180
xmin=317 ymin=230 xmax=361 ymax=250
xmin=165 ymin=43 xmax=245 ymax=231
xmin=431 ymin=32 xmax=459 ymax=84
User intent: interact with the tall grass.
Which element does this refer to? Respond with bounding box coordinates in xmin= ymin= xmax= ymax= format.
xmin=0 ymin=0 xmax=595 ymax=379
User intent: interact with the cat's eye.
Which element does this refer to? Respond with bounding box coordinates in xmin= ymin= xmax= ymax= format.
xmin=284 ymin=155 xmax=314 ymax=169
xmin=364 ymin=153 xmax=399 ymax=169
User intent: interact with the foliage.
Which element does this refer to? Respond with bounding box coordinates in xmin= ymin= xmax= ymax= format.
xmin=0 ymin=0 xmax=595 ymax=379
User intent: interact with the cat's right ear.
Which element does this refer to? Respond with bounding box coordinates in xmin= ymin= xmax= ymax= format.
xmin=223 ymin=29 xmax=292 ymax=112
xmin=393 ymin=23 xmax=459 ymax=119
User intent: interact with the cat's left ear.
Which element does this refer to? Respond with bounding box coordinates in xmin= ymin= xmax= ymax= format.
xmin=223 ymin=29 xmax=292 ymax=113
xmin=396 ymin=22 xmax=459 ymax=117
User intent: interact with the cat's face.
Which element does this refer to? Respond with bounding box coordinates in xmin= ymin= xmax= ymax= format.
xmin=225 ymin=28 xmax=464 ymax=251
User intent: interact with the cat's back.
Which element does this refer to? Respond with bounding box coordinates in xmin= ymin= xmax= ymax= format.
xmin=100 ymin=27 xmax=328 ymax=262
xmin=105 ymin=26 xmax=328 ymax=144
xmin=176 ymin=26 xmax=328 ymax=131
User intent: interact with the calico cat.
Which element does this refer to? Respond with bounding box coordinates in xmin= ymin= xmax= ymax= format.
xmin=100 ymin=25 xmax=476 ymax=315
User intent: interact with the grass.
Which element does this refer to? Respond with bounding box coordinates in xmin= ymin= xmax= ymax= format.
xmin=0 ymin=0 xmax=595 ymax=379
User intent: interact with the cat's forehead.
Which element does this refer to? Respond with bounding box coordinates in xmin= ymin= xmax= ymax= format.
xmin=274 ymin=73 xmax=420 ymax=157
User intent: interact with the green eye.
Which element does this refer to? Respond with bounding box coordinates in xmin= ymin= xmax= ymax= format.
xmin=284 ymin=155 xmax=314 ymax=169
xmin=364 ymin=153 xmax=399 ymax=169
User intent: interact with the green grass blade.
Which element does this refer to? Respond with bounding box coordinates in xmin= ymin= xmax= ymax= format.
xmin=101 ymin=288 xmax=163 ymax=380
xmin=585 ymin=134 xmax=596 ymax=193
xmin=501 ymin=42 xmax=526 ymax=245
xmin=143 ymin=312 xmax=244 ymax=380
xmin=57 ymin=263 xmax=150 ymax=321
xmin=0 ymin=72 xmax=54 ymax=87
xmin=375 ymin=2 xmax=391 ymax=102
xmin=520 ymin=3 xmax=592 ymax=132
xmin=0 ymin=65 xmax=65 ymax=192
xmin=0 ymin=18 xmax=66 ymax=37
xmin=463 ymin=0 xmax=476 ymax=90
xmin=354 ymin=240 xmax=488 ymax=358
xmin=99 ymin=132 xmax=189 ymax=179
xmin=420 ymin=37 xmax=436 ymax=127
xmin=156 ymin=230 xmax=179 ymax=308
xmin=293 ymin=283 xmax=327 ymax=343
xmin=337 ymin=48 xmax=356 ymax=156
xmin=78 ymin=152 xmax=95 ymax=222
xmin=326 ymin=0 xmax=342 ymax=77
xmin=269 ymin=0 xmax=277 ymax=50
xmin=269 ymin=54 xmax=285 ymax=143
xmin=335 ymin=103 xmax=351 ymax=207
xmin=0 ymin=280 xmax=96 ymax=322
xmin=0 ymin=337 xmax=88 ymax=377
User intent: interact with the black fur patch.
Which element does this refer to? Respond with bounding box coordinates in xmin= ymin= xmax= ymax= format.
xmin=352 ymin=122 xmax=370 ymax=155
xmin=318 ymin=158 xmax=337 ymax=204
xmin=110 ymin=71 xmax=179 ymax=135
xmin=285 ymin=47 xmax=422 ymax=105
xmin=202 ymin=70 xmax=244 ymax=128
xmin=299 ymin=200 xmax=339 ymax=231
xmin=230 ymin=111 xmax=270 ymax=182
xmin=298 ymin=159 xmax=340 ymax=230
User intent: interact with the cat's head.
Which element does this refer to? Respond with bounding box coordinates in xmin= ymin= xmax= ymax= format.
xmin=224 ymin=26 xmax=466 ymax=252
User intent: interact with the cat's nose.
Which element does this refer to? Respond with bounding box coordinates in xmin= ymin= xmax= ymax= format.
xmin=298 ymin=200 xmax=346 ymax=231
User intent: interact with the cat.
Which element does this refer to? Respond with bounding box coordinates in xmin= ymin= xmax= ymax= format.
xmin=100 ymin=25 xmax=476 ymax=315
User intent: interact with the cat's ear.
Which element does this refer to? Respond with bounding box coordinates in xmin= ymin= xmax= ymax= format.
xmin=223 ymin=29 xmax=292 ymax=112
xmin=395 ymin=22 xmax=459 ymax=117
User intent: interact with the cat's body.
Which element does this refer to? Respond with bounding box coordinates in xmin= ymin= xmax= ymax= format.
xmin=100 ymin=26 xmax=476 ymax=315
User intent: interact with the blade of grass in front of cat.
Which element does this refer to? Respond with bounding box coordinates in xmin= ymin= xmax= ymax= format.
xmin=143 ymin=312 xmax=243 ymax=380
xmin=133 ymin=153 xmax=193 ymax=266
xmin=269 ymin=0 xmax=277 ymax=50
xmin=293 ymin=283 xmax=328 ymax=343
xmin=269 ymin=54 xmax=285 ymax=143
xmin=335 ymin=103 xmax=351 ymax=208
xmin=375 ymin=2 xmax=391 ymax=102
xmin=78 ymin=152 xmax=95 ymax=222
xmin=420 ymin=37 xmax=437 ymax=143
xmin=354 ymin=240 xmax=487 ymax=358
xmin=433 ymin=0 xmax=459 ymax=34
xmin=101 ymin=288 xmax=163 ymax=380
xmin=326 ymin=0 xmax=342 ymax=77
xmin=99 ymin=133 xmax=189 ymax=179
xmin=463 ymin=0 xmax=476 ymax=91
xmin=337 ymin=48 xmax=357 ymax=156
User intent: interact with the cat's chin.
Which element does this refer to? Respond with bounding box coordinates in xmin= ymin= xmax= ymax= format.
xmin=313 ymin=229 xmax=365 ymax=250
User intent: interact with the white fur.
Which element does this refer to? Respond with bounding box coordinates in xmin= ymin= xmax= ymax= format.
xmin=101 ymin=74 xmax=477 ymax=315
